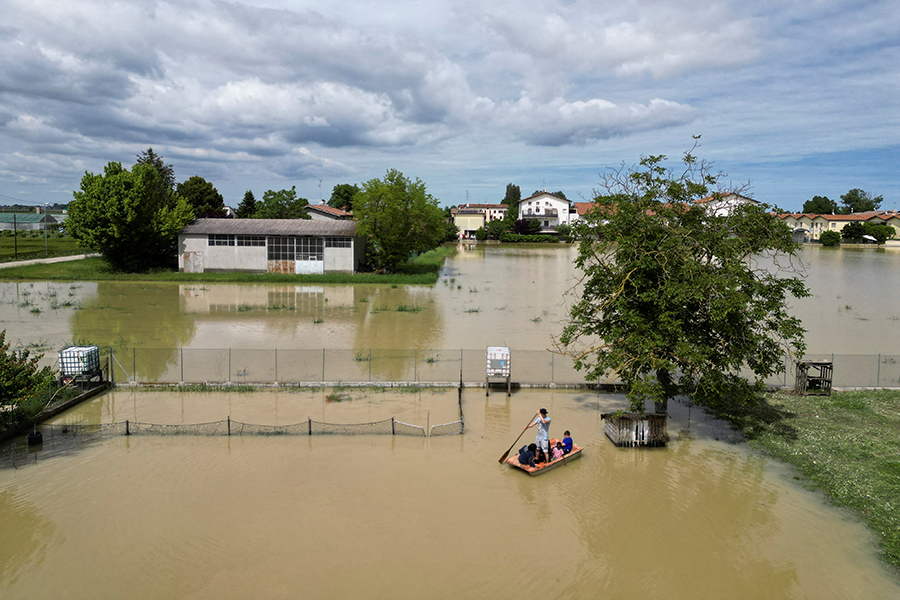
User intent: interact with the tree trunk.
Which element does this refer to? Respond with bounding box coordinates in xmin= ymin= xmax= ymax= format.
xmin=655 ymin=368 xmax=672 ymax=414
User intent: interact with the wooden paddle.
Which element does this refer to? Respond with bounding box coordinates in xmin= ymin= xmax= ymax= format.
xmin=498 ymin=413 xmax=538 ymax=464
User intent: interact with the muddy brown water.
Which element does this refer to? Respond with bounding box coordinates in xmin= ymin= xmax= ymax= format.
xmin=2 ymin=244 xmax=900 ymax=598
xmin=2 ymin=388 xmax=899 ymax=598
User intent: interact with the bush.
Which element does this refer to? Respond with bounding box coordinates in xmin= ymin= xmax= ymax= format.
xmin=0 ymin=330 xmax=54 ymax=429
xmin=498 ymin=233 xmax=560 ymax=243
xmin=819 ymin=230 xmax=841 ymax=246
xmin=474 ymin=227 xmax=487 ymax=241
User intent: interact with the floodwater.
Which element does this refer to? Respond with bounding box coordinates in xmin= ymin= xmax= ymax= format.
xmin=2 ymin=388 xmax=899 ymax=599
xmin=2 ymin=244 xmax=900 ymax=598
xmin=0 ymin=244 xmax=898 ymax=369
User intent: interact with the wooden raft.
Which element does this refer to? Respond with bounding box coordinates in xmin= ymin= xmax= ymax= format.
xmin=600 ymin=413 xmax=667 ymax=447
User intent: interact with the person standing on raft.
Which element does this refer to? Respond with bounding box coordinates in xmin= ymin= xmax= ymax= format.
xmin=524 ymin=408 xmax=551 ymax=463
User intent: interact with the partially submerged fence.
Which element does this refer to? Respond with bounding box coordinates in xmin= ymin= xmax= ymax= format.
xmin=100 ymin=347 xmax=900 ymax=389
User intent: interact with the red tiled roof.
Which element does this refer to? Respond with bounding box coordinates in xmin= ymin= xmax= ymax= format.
xmin=308 ymin=204 xmax=352 ymax=217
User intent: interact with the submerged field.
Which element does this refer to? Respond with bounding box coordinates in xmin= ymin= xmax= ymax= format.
xmin=713 ymin=389 xmax=900 ymax=569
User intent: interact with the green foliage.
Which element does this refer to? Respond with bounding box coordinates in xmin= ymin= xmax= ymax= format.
xmin=474 ymin=226 xmax=487 ymax=241
xmin=235 ymin=190 xmax=258 ymax=218
xmin=560 ymin=148 xmax=808 ymax=412
xmin=67 ymin=161 xmax=195 ymax=272
xmin=554 ymin=224 xmax=572 ymax=240
xmin=840 ymin=221 xmax=865 ymax=240
xmin=135 ymin=147 xmax=175 ymax=192
xmin=354 ymin=169 xmax=445 ymax=272
xmin=485 ymin=218 xmax=509 ymax=240
xmin=819 ymin=230 xmax=841 ymax=246
xmin=0 ymin=329 xmax=53 ymax=427
xmin=443 ymin=221 xmax=460 ymax=242
xmin=328 ymin=183 xmax=360 ymax=210
xmin=513 ymin=218 xmax=541 ymax=235
xmin=802 ymin=195 xmax=838 ymax=214
xmin=864 ymin=223 xmax=895 ymax=243
xmin=177 ymin=176 xmax=226 ymax=218
xmin=253 ymin=186 xmax=311 ymax=219
xmin=498 ymin=233 xmax=559 ymax=243
xmin=839 ymin=188 xmax=883 ymax=214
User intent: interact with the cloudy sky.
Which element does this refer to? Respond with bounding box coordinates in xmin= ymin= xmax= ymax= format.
xmin=1 ymin=0 xmax=898 ymax=211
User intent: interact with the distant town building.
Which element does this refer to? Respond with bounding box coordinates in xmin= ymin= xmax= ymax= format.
xmin=517 ymin=192 xmax=575 ymax=231
xmin=450 ymin=203 xmax=507 ymax=239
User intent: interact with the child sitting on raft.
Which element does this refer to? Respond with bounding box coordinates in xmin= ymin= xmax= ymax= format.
xmin=562 ymin=431 xmax=573 ymax=455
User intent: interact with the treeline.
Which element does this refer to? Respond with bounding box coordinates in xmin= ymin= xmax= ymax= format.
xmin=802 ymin=189 xmax=884 ymax=214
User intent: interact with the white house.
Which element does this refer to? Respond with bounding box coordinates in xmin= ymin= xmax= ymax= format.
xmin=693 ymin=193 xmax=759 ymax=217
xmin=517 ymin=192 xmax=575 ymax=231
xmin=178 ymin=219 xmax=366 ymax=274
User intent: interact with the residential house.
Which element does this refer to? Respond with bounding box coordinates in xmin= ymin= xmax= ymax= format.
xmin=451 ymin=204 xmax=507 ymax=239
xmin=517 ymin=192 xmax=575 ymax=231
xmin=178 ymin=218 xmax=366 ymax=274
xmin=693 ymin=193 xmax=759 ymax=217
xmin=307 ymin=204 xmax=353 ymax=221
xmin=779 ymin=212 xmax=899 ymax=242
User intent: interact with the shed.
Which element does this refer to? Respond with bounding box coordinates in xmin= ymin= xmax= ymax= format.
xmin=178 ymin=218 xmax=366 ymax=274
xmin=600 ymin=412 xmax=667 ymax=447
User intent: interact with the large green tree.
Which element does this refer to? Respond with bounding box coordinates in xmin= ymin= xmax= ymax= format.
xmin=559 ymin=148 xmax=809 ymax=414
xmin=235 ymin=190 xmax=258 ymax=218
xmin=354 ymin=169 xmax=445 ymax=272
xmin=840 ymin=188 xmax=883 ymax=214
xmin=68 ymin=161 xmax=194 ymax=272
xmin=802 ymin=195 xmax=838 ymax=214
xmin=328 ymin=183 xmax=360 ymax=210
xmin=177 ymin=176 xmax=227 ymax=218
xmin=253 ymin=186 xmax=311 ymax=219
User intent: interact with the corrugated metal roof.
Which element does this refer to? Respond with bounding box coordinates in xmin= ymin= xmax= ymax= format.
xmin=181 ymin=218 xmax=358 ymax=236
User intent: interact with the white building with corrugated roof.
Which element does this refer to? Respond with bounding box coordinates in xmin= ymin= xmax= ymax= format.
xmin=178 ymin=218 xmax=366 ymax=274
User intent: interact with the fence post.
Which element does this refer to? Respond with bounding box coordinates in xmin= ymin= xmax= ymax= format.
xmin=392 ymin=417 xmax=395 ymax=435
xmin=227 ymin=415 xmax=231 ymax=436
xmin=125 ymin=419 xmax=129 ymax=436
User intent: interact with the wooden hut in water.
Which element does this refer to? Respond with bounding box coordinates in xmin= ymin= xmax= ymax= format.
xmin=600 ymin=412 xmax=667 ymax=447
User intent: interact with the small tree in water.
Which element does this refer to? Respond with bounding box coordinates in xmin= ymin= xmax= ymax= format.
xmin=557 ymin=145 xmax=809 ymax=413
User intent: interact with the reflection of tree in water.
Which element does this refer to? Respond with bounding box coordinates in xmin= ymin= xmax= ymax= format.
xmin=559 ymin=440 xmax=798 ymax=597
xmin=70 ymin=282 xmax=196 ymax=381
xmin=0 ymin=489 xmax=55 ymax=585
xmin=353 ymin=286 xmax=444 ymax=381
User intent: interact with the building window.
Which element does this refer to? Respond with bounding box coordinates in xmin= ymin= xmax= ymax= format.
xmin=297 ymin=236 xmax=323 ymax=260
xmin=209 ymin=234 xmax=235 ymax=246
xmin=237 ymin=235 xmax=265 ymax=246
xmin=325 ymin=237 xmax=351 ymax=248
xmin=267 ymin=236 xmax=294 ymax=260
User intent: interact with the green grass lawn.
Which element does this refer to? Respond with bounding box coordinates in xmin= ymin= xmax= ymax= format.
xmin=0 ymin=235 xmax=86 ymax=262
xmin=714 ymin=389 xmax=900 ymax=569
